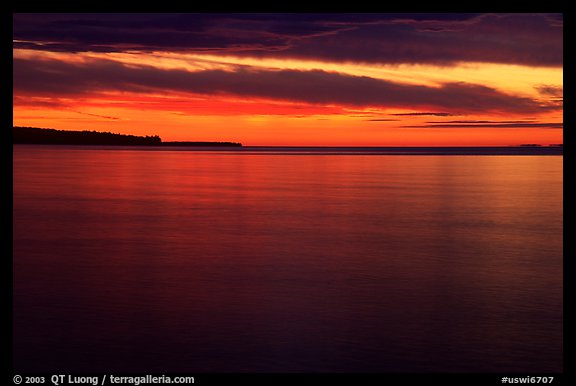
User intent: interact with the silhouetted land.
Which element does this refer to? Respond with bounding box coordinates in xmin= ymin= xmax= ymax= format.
xmin=13 ymin=127 xmax=562 ymax=154
xmin=13 ymin=127 xmax=242 ymax=147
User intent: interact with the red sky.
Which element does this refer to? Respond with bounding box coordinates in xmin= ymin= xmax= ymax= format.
xmin=13 ymin=13 xmax=563 ymax=146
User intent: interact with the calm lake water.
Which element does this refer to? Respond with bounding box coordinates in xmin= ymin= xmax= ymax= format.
xmin=13 ymin=146 xmax=563 ymax=373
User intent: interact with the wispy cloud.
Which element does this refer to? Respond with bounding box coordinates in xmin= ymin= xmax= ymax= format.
xmin=390 ymin=112 xmax=456 ymax=117
xmin=403 ymin=122 xmax=563 ymax=129
xmin=13 ymin=95 xmax=68 ymax=108
xmin=71 ymin=110 xmax=121 ymax=120
xmin=426 ymin=120 xmax=537 ymax=124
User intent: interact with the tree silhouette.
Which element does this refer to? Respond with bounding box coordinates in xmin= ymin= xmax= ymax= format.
xmin=13 ymin=127 xmax=241 ymax=147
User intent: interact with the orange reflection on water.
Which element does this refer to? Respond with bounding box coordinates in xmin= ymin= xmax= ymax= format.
xmin=13 ymin=147 xmax=562 ymax=372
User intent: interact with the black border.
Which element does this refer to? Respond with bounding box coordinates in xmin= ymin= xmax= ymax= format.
xmin=4 ymin=7 xmax=15 ymax=385
xmin=7 ymin=7 xmax=570 ymax=386
xmin=561 ymin=8 xmax=574 ymax=386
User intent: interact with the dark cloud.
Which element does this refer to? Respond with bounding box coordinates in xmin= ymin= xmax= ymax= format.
xmin=13 ymin=14 xmax=279 ymax=53
xmin=534 ymin=85 xmax=563 ymax=109
xmin=535 ymin=84 xmax=563 ymax=97
xmin=12 ymin=14 xmax=354 ymax=54
xmin=282 ymin=14 xmax=562 ymax=67
xmin=13 ymin=56 xmax=553 ymax=114
xmin=13 ymin=13 xmax=562 ymax=66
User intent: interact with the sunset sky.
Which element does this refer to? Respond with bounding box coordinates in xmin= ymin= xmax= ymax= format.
xmin=13 ymin=13 xmax=563 ymax=146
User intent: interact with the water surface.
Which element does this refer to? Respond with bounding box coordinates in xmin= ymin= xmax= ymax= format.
xmin=13 ymin=145 xmax=563 ymax=373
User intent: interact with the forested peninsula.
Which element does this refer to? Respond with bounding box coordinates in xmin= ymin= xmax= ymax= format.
xmin=13 ymin=127 xmax=242 ymax=147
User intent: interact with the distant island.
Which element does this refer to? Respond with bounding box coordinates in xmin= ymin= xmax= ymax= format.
xmin=13 ymin=127 xmax=242 ymax=147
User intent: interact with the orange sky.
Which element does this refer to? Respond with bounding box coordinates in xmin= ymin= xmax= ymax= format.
xmin=13 ymin=14 xmax=563 ymax=146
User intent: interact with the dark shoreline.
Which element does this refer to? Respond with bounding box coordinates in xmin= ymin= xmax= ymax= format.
xmin=12 ymin=126 xmax=242 ymax=147
xmin=13 ymin=127 xmax=563 ymax=154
